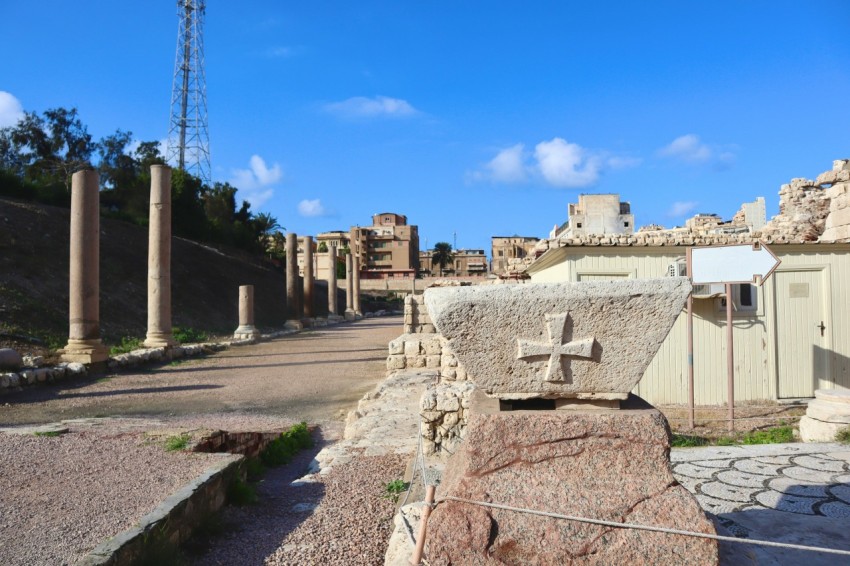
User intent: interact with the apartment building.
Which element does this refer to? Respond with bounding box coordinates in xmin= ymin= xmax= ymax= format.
xmin=418 ymin=248 xmax=488 ymax=277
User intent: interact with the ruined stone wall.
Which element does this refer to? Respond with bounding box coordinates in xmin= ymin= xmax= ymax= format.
xmin=819 ymin=159 xmax=850 ymax=242
xmin=402 ymin=294 xmax=435 ymax=333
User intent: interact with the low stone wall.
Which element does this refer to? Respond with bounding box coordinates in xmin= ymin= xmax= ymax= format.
xmin=386 ymin=331 xmax=474 ymax=456
xmin=192 ymin=430 xmax=284 ymax=458
xmin=402 ymin=294 xmax=435 ymax=334
xmin=81 ymin=454 xmax=244 ymax=566
xmin=1 ymin=362 xmax=87 ymax=391
xmin=420 ymin=381 xmax=475 ymax=455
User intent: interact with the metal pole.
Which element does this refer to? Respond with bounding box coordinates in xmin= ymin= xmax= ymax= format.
xmin=686 ymin=249 xmax=695 ymax=430
xmin=410 ymin=484 xmax=436 ymax=566
xmin=726 ymin=283 xmax=734 ymax=432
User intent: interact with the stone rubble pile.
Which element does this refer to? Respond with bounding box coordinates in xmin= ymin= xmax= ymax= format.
xmin=419 ymin=381 xmax=475 ymax=455
xmin=819 ymin=159 xmax=850 ymax=242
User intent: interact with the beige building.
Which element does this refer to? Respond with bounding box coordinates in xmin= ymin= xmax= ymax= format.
xmin=419 ymin=248 xmax=488 ymax=277
xmin=491 ymin=236 xmax=540 ymax=276
xmin=551 ymin=194 xmax=634 ymax=238
xmin=351 ymin=212 xmax=420 ymax=279
xmin=525 ymin=159 xmax=850 ymax=405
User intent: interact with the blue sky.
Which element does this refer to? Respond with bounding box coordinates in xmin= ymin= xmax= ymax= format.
xmin=2 ymin=1 xmax=849 ymax=255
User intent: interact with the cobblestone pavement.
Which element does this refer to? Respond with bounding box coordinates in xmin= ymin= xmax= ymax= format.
xmin=672 ymin=442 xmax=850 ymax=518
xmin=672 ymin=442 xmax=850 ymax=564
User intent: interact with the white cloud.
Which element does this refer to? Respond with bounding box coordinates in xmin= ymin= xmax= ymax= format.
xmin=468 ymin=143 xmax=528 ymax=184
xmin=468 ymin=138 xmax=638 ymax=188
xmin=534 ymin=138 xmax=601 ymax=188
xmin=229 ymin=155 xmax=283 ymax=208
xmin=658 ymin=134 xmax=711 ymax=163
xmin=265 ymin=46 xmax=293 ymax=58
xmin=298 ymin=198 xmax=329 ymax=217
xmin=606 ymin=155 xmax=643 ymax=169
xmin=668 ymin=201 xmax=699 ymax=217
xmin=658 ymin=134 xmax=737 ymax=170
xmin=0 ymin=91 xmax=24 ymax=128
xmin=324 ymin=96 xmax=417 ymax=118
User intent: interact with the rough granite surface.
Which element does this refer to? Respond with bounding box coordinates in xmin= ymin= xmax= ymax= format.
xmin=425 ymin=406 xmax=718 ymax=565
xmin=424 ymin=278 xmax=691 ymax=400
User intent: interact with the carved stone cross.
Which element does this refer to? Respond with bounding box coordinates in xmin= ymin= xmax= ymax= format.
xmin=517 ymin=312 xmax=595 ymax=383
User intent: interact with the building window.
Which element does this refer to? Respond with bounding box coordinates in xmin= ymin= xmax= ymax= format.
xmin=624 ymin=221 xmax=630 ymax=227
xmin=718 ymin=284 xmax=759 ymax=314
xmin=577 ymin=223 xmax=582 ymax=228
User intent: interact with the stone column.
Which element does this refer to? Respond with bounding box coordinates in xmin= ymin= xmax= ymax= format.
xmin=62 ymin=169 xmax=108 ymax=364
xmin=344 ymin=253 xmax=356 ymax=320
xmin=144 ymin=165 xmax=176 ymax=348
xmin=352 ymin=253 xmax=362 ymax=316
xmin=285 ymin=233 xmax=303 ymax=330
xmin=303 ymin=236 xmax=314 ymax=318
xmin=233 ymin=285 xmax=261 ymax=340
xmin=327 ymin=244 xmax=338 ymax=317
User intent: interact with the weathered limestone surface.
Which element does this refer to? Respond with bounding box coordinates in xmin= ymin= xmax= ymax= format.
xmin=144 ymin=165 xmax=176 ymax=348
xmin=820 ymin=159 xmax=850 ymax=243
xmin=327 ymin=244 xmax=338 ymax=316
xmin=352 ymin=254 xmax=362 ymax=316
xmin=286 ymin=233 xmax=299 ymax=320
xmin=800 ymin=389 xmax=850 ymax=442
xmin=424 ymin=278 xmax=691 ymax=400
xmin=233 ymin=285 xmax=261 ymax=340
xmin=426 ymin=399 xmax=718 ymax=565
xmin=303 ymin=236 xmax=315 ymax=318
xmin=62 ymin=169 xmax=108 ymax=364
xmin=344 ymin=253 xmax=355 ymax=321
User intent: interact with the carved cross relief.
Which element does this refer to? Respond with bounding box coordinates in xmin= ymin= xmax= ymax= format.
xmin=517 ymin=312 xmax=595 ymax=383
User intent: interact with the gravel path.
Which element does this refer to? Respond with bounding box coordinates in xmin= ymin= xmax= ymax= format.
xmin=0 ymin=420 xmax=223 ymax=566
xmin=191 ymin=451 xmax=407 ymax=565
xmin=0 ymin=318 xmax=404 ymax=565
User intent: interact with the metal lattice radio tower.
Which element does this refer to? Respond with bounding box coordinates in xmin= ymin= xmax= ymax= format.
xmin=166 ymin=0 xmax=210 ymax=185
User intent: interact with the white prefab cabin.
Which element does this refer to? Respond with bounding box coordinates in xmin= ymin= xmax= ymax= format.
xmin=527 ymin=242 xmax=850 ymax=405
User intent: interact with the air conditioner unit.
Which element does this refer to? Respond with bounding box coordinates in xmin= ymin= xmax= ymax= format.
xmin=667 ymin=260 xmax=687 ymax=277
xmin=693 ymin=283 xmax=725 ymax=299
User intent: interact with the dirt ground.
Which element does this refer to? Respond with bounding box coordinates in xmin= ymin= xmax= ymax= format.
xmin=0 ymin=317 xmax=402 ymax=427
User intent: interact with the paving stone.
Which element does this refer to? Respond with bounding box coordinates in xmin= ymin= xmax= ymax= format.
xmin=755 ymin=490 xmax=820 ymax=514
xmin=699 ymin=480 xmax=756 ymax=503
xmin=782 ymin=465 xmax=836 ymax=484
xmin=674 ymin=463 xmax=717 ymax=479
xmin=767 ymin=476 xmax=830 ymax=498
xmin=733 ymin=459 xmax=782 ymax=476
xmin=793 ymin=454 xmax=847 ymax=473
xmin=715 ymin=470 xmax=771 ymax=489
xmin=818 ymin=500 xmax=850 ymax=518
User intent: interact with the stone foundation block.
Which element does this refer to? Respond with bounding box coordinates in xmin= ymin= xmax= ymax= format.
xmin=403 ymin=340 xmax=421 ymax=356
xmin=426 ymin=398 xmax=718 ymax=564
xmin=386 ymin=355 xmax=406 ymax=370
xmin=426 ymin=355 xmax=441 ymax=369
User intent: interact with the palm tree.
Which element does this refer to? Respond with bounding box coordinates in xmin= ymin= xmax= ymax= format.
xmin=432 ymin=242 xmax=454 ymax=276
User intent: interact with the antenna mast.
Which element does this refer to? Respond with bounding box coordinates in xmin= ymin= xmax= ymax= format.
xmin=166 ymin=0 xmax=210 ymax=185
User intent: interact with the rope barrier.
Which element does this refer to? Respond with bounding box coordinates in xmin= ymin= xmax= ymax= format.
xmin=437 ymin=496 xmax=850 ymax=557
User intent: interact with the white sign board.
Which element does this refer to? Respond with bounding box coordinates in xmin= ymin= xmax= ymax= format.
xmin=690 ymin=243 xmax=780 ymax=285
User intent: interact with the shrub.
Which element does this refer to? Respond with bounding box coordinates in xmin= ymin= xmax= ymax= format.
xmin=260 ymin=422 xmax=313 ymax=467
xmin=110 ymin=336 xmax=144 ymax=355
xmin=172 ymin=326 xmax=209 ymax=344
xmin=164 ymin=434 xmax=191 ymax=452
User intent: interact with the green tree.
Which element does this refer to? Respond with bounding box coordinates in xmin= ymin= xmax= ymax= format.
xmin=432 ymin=242 xmax=454 ymax=276
xmin=317 ymin=241 xmax=328 ymax=253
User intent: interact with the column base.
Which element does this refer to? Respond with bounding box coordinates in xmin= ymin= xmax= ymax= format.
xmin=61 ymin=340 xmax=109 ymax=364
xmin=284 ymin=320 xmax=304 ymax=331
xmin=233 ymin=325 xmax=261 ymax=341
xmin=143 ymin=332 xmax=177 ymax=349
xmin=327 ymin=314 xmax=345 ymax=324
xmin=344 ymin=309 xmax=356 ymax=321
